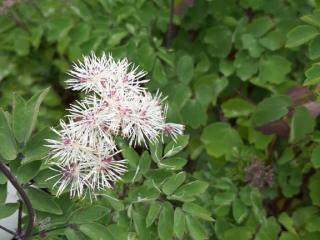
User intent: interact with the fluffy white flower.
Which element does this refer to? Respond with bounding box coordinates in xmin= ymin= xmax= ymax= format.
xmin=45 ymin=120 xmax=85 ymax=165
xmin=66 ymin=52 xmax=148 ymax=95
xmin=83 ymin=151 xmax=127 ymax=190
xmin=162 ymin=123 xmax=185 ymax=141
xmin=46 ymin=52 xmax=184 ymax=199
xmin=120 ymin=91 xmax=166 ymax=146
xmin=67 ymin=97 xmax=116 ymax=149
xmin=48 ymin=163 xmax=89 ymax=198
xmin=66 ymin=52 xmax=110 ymax=93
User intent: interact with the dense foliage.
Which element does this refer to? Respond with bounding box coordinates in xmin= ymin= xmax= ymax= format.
xmin=1 ymin=0 xmax=320 ymax=239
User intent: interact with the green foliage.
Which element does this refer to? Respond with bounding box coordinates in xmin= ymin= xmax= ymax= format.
xmin=1 ymin=0 xmax=320 ymax=239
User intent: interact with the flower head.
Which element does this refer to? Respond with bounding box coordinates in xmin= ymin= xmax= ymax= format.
xmin=66 ymin=52 xmax=148 ymax=95
xmin=84 ymin=151 xmax=127 ymax=190
xmin=48 ymin=163 xmax=88 ymax=198
xmin=46 ymin=52 xmax=184 ymax=198
xmin=245 ymin=160 xmax=273 ymax=189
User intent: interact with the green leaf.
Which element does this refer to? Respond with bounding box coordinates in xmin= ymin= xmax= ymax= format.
xmin=214 ymin=219 xmax=230 ymax=239
xmin=13 ymin=88 xmax=49 ymax=144
xmin=214 ymin=191 xmax=236 ymax=205
xmin=182 ymin=202 xmax=213 ymax=221
xmin=247 ymin=16 xmax=274 ymax=37
xmin=223 ymin=227 xmax=253 ymax=240
xmin=195 ymin=53 xmax=210 ymax=73
xmin=162 ymin=172 xmax=186 ymax=195
xmin=69 ymin=23 xmax=91 ymax=46
xmin=186 ymin=215 xmax=207 ymax=240
xmin=279 ymin=232 xmax=300 ymax=240
xmin=278 ymin=212 xmax=297 ymax=234
xmin=259 ymin=29 xmax=285 ymax=51
xmin=12 ymin=95 xmax=27 ymax=143
xmin=278 ymin=148 xmax=295 ymax=165
xmin=286 ymin=25 xmax=319 ymax=48
xmin=0 ymin=203 xmax=19 ymax=219
xmin=309 ymin=35 xmax=320 ymax=60
xmin=164 ymin=135 xmax=189 ymax=158
xmin=252 ymin=95 xmax=291 ymax=126
xmin=177 ymin=55 xmax=194 ymax=84
xmin=122 ymin=147 xmax=139 ymax=168
xmin=306 ymin=215 xmax=320 ymax=232
xmin=47 ymin=16 xmax=74 ymax=42
xmin=159 ymin=157 xmax=187 ymax=170
xmin=23 ymin=127 xmax=54 ymax=163
xmin=195 ymin=82 xmax=216 ymax=107
xmin=221 ymin=98 xmax=255 ymax=118
xmin=232 ymin=198 xmax=248 ymax=224
xmin=309 ymin=172 xmax=320 ymax=206
xmin=259 ymin=55 xmax=291 ymax=84
xmin=241 ymin=34 xmax=264 ymax=58
xmin=16 ymin=161 xmax=41 ymax=184
xmin=80 ymin=223 xmax=113 ymax=240
xmin=174 ymin=207 xmax=186 ymax=239
xmin=149 ymin=142 xmax=163 ymax=162
xmin=104 ymin=193 xmax=124 ymax=211
xmin=289 ymin=106 xmax=315 ymax=143
xmin=234 ymin=51 xmax=258 ymax=81
xmin=304 ymin=64 xmax=320 ymax=86
xmin=219 ymin=59 xmax=235 ymax=77
xmin=166 ymin=83 xmax=191 ymax=108
xmin=128 ymin=185 xmax=160 ymax=202
xmin=0 ymin=110 xmax=17 ymax=160
xmin=181 ymin=99 xmax=207 ymax=129
xmin=139 ymin=151 xmax=151 ymax=174
xmin=0 ymin=184 xmax=6 ymax=203
xmin=132 ymin=210 xmax=151 ymax=239
xmin=211 ymin=77 xmax=229 ymax=105
xmin=158 ymin=202 xmax=174 ymax=240
xmin=201 ymin=122 xmax=242 ymax=158
xmin=301 ymin=11 xmax=320 ymax=28
xmin=13 ymin=28 xmax=30 ymax=56
xmin=0 ymin=17 xmax=14 ymax=34
xmin=25 ymin=187 xmax=62 ymax=214
xmin=107 ymin=224 xmax=128 ymax=240
xmin=65 ymin=228 xmax=82 ymax=240
xmin=311 ymin=146 xmax=320 ymax=168
xmin=215 ymin=205 xmax=231 ymax=217
xmin=248 ymin=126 xmax=274 ymax=150
xmin=250 ymin=189 xmax=266 ymax=221
xmin=146 ymin=201 xmax=162 ymax=227
xmin=292 ymin=206 xmax=318 ymax=227
xmin=173 ymin=180 xmax=208 ymax=201
xmin=153 ymin=59 xmax=167 ymax=86
xmin=108 ymin=31 xmax=128 ymax=47
xmin=69 ymin=0 xmax=92 ymax=21
xmin=204 ymin=26 xmax=232 ymax=57
xmin=145 ymin=169 xmax=171 ymax=186
xmin=255 ymin=217 xmax=281 ymax=240
xmin=69 ymin=205 xmax=107 ymax=224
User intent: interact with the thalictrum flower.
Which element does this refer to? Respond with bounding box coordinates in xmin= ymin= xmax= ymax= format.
xmin=46 ymin=52 xmax=184 ymax=198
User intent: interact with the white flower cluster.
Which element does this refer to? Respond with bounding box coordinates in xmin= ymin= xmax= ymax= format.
xmin=46 ymin=52 xmax=184 ymax=198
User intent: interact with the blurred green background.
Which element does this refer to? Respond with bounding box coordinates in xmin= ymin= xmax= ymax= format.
xmin=3 ymin=0 xmax=320 ymax=239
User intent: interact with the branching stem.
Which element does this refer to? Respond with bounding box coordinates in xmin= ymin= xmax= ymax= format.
xmin=0 ymin=162 xmax=34 ymax=240
xmin=166 ymin=0 xmax=175 ymax=48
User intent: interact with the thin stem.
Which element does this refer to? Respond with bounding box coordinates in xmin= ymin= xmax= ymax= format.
xmin=166 ymin=0 xmax=175 ymax=48
xmin=0 ymin=224 xmax=16 ymax=236
xmin=8 ymin=9 xmax=30 ymax=34
xmin=27 ymin=0 xmax=44 ymax=18
xmin=17 ymin=200 xmax=22 ymax=235
xmin=32 ymin=225 xmax=73 ymax=237
xmin=0 ymin=162 xmax=34 ymax=240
